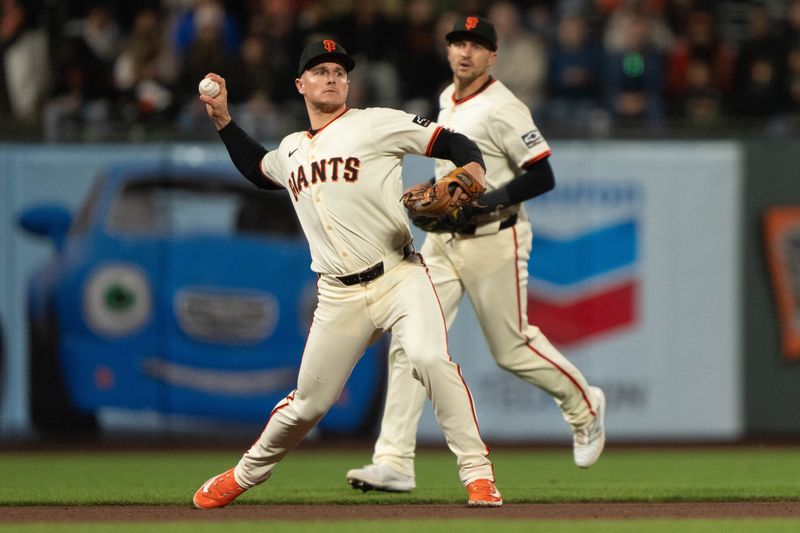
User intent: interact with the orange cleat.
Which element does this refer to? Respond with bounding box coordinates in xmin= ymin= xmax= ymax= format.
xmin=466 ymin=478 xmax=503 ymax=507
xmin=192 ymin=468 xmax=247 ymax=509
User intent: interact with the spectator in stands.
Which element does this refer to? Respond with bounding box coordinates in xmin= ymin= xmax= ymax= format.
xmin=662 ymin=0 xmax=697 ymax=35
xmin=488 ymin=0 xmax=548 ymax=110
xmin=176 ymin=0 xmax=242 ymax=136
xmin=332 ymin=0 xmax=402 ymax=108
xmin=680 ymin=58 xmax=725 ymax=125
xmin=114 ymin=8 xmax=177 ymax=127
xmin=782 ymin=0 xmax=800 ymax=49
xmin=732 ymin=5 xmax=787 ymax=119
xmin=1 ymin=0 xmax=48 ymax=123
xmin=18 ymin=0 xmax=800 ymax=141
xmin=525 ymin=1 xmax=556 ymax=42
xmin=546 ymin=9 xmax=604 ymax=130
xmin=42 ymin=4 xmax=118 ymax=141
xmin=230 ymin=34 xmax=283 ymax=139
xmin=172 ymin=0 xmax=240 ymax=59
xmin=665 ymin=8 xmax=734 ymax=120
xmin=71 ymin=4 xmax=120 ymax=63
xmin=397 ymin=0 xmax=450 ymax=117
xmin=431 ymin=10 xmax=459 ymax=98
xmin=603 ymin=6 xmax=666 ymax=128
xmin=249 ymin=0 xmax=304 ymax=107
xmin=603 ymin=0 xmax=673 ymax=54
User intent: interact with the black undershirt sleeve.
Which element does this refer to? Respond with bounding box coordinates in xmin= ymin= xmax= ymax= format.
xmin=428 ymin=128 xmax=486 ymax=170
xmin=218 ymin=120 xmax=280 ymax=190
xmin=470 ymin=157 xmax=555 ymax=214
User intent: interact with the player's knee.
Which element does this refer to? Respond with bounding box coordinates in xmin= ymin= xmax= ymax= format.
xmin=493 ymin=352 xmax=521 ymax=373
xmin=291 ymin=395 xmax=331 ymax=424
xmin=495 ymin=359 xmax=513 ymax=373
xmin=405 ymin=346 xmax=448 ymax=374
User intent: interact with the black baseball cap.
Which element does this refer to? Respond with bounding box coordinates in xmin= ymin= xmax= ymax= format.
xmin=446 ymin=15 xmax=497 ymax=51
xmin=297 ymin=39 xmax=356 ymax=76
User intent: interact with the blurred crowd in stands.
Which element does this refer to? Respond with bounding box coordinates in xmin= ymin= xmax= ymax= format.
xmin=3 ymin=0 xmax=800 ymax=141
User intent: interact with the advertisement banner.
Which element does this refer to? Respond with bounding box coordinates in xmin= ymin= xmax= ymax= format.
xmin=416 ymin=142 xmax=743 ymax=442
xmin=1 ymin=142 xmax=743 ymax=442
xmin=0 ymin=146 xmax=385 ymax=436
xmin=763 ymin=207 xmax=800 ymax=362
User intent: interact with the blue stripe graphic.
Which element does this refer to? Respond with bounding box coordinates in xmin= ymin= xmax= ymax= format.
xmin=530 ymin=220 xmax=637 ymax=286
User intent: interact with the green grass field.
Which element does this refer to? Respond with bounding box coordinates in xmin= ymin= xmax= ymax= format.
xmin=1 ymin=446 xmax=799 ymax=531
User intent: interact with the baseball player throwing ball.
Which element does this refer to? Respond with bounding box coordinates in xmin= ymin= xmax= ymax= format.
xmin=192 ymin=39 xmax=503 ymax=508
xmin=346 ymin=16 xmax=606 ymax=493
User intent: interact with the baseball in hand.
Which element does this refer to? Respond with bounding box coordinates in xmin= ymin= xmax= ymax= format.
xmin=198 ymin=78 xmax=220 ymax=98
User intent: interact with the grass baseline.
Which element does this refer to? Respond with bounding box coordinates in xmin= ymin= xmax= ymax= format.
xmin=0 ymin=447 xmax=799 ymax=506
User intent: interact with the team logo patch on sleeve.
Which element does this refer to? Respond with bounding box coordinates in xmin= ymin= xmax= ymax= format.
xmin=412 ymin=115 xmax=432 ymax=127
xmin=521 ymin=129 xmax=544 ymax=148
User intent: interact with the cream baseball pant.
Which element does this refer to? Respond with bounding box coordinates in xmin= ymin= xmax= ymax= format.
xmin=234 ymin=253 xmax=494 ymax=488
xmin=372 ymin=222 xmax=598 ymax=477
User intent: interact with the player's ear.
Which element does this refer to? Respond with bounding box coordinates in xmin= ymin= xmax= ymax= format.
xmin=488 ymin=51 xmax=497 ymax=67
xmin=295 ymin=77 xmax=305 ymax=95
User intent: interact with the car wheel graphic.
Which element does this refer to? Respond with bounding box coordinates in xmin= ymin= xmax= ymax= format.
xmin=28 ymin=306 xmax=97 ymax=435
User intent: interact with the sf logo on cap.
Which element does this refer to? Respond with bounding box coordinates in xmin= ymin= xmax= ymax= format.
xmin=323 ymin=39 xmax=337 ymax=52
xmin=465 ymin=16 xmax=478 ymax=30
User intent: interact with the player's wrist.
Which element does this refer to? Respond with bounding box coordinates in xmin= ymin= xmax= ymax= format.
xmin=462 ymin=162 xmax=486 ymax=186
xmin=214 ymin=115 xmax=232 ymax=131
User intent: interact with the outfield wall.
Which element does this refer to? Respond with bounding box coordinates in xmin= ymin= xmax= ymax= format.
xmin=0 ymin=140 xmax=794 ymax=441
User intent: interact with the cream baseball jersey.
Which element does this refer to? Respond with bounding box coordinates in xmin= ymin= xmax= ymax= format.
xmin=435 ymin=79 xmax=550 ymax=193
xmin=259 ymin=107 xmax=444 ymax=276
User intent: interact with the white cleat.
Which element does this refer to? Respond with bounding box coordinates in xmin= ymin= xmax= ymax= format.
xmin=346 ymin=463 xmax=416 ymax=492
xmin=573 ymin=386 xmax=606 ymax=468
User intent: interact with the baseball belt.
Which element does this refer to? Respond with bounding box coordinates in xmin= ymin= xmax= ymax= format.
xmin=336 ymin=244 xmax=415 ymax=286
xmin=457 ymin=214 xmax=517 ymax=235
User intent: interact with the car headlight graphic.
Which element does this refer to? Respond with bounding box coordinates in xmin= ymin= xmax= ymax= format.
xmin=83 ymin=263 xmax=152 ymax=337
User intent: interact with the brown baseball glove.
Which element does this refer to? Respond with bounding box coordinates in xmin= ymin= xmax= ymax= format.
xmin=401 ymin=167 xmax=486 ymax=217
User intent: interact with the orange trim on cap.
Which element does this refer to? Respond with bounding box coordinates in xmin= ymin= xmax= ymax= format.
xmin=425 ymin=126 xmax=443 ymax=156
xmin=307 ymin=106 xmax=350 ymax=138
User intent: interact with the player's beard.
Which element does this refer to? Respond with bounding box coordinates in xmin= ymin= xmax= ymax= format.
xmin=455 ymin=67 xmax=487 ymax=88
xmin=451 ymin=57 xmax=489 ymax=87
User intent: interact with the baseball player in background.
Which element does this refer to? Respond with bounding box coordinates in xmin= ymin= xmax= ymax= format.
xmin=192 ymin=39 xmax=504 ymax=508
xmin=346 ymin=16 xmax=606 ymax=493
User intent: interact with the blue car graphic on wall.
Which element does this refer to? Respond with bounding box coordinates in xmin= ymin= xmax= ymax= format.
xmin=19 ymin=162 xmax=386 ymax=435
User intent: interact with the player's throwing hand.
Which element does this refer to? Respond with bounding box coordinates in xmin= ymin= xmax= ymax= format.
xmin=198 ymin=73 xmax=231 ymax=131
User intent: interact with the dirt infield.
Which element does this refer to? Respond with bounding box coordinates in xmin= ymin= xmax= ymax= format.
xmin=3 ymin=502 xmax=800 ymax=522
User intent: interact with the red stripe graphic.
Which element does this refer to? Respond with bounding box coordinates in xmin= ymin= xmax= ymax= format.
xmin=528 ymin=280 xmax=638 ymax=346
